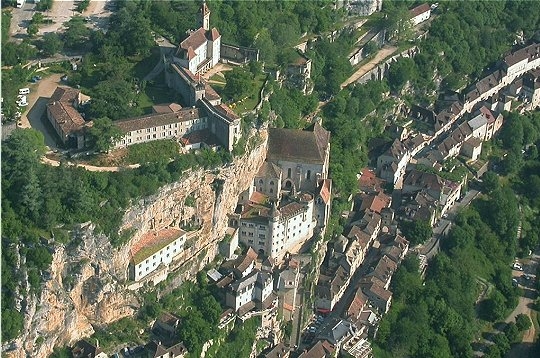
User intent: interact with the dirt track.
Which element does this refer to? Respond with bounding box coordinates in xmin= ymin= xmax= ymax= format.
xmin=341 ymin=45 xmax=397 ymax=89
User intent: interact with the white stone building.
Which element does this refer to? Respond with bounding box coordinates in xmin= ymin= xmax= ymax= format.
xmin=129 ymin=229 xmax=187 ymax=281
xmin=409 ymin=3 xmax=431 ymax=26
xmin=225 ymin=270 xmax=274 ymax=311
xmin=174 ymin=2 xmax=221 ymax=75
xmin=238 ymin=193 xmax=315 ymax=261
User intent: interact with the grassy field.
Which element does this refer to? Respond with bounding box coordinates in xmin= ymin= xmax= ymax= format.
xmin=231 ymin=73 xmax=267 ymax=114
xmin=87 ymin=140 xmax=180 ymax=166
xmin=209 ymin=73 xmax=226 ymax=83
xmin=138 ymin=85 xmax=176 ymax=113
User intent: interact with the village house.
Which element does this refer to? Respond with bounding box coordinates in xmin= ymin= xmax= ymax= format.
xmin=316 ymin=265 xmax=349 ymax=313
xmin=220 ymin=247 xmax=258 ymax=279
xmin=362 ymin=279 xmax=392 ymax=314
xmin=72 ymin=340 xmax=107 ymax=358
xmin=409 ymin=3 xmax=431 ymax=26
xmin=381 ymin=233 xmax=409 ymax=264
xmin=483 ymin=92 xmax=512 ymax=113
xmin=346 ymin=0 xmax=383 ymax=16
xmin=316 ymin=318 xmax=358 ymax=352
xmin=129 ymin=229 xmax=187 ymax=282
xmin=522 ymin=68 xmax=540 ymax=109
xmin=277 ymin=259 xmax=301 ymax=321
xmin=460 ymin=137 xmax=483 ymax=161
xmin=144 ymin=341 xmax=188 ymax=358
xmin=341 ymin=332 xmax=372 ymax=358
xmin=224 ymin=269 xmax=274 ymax=312
xmin=377 ymin=139 xmax=410 ymax=185
xmin=262 ymin=343 xmax=291 ymax=358
xmin=402 ymin=169 xmax=462 ymax=218
xmin=298 ymin=340 xmax=335 ymax=358
xmin=463 ymin=70 xmax=504 ymax=113
xmin=397 ymin=190 xmax=438 ymax=226
xmin=436 ymin=121 xmax=473 ymax=160
xmin=46 ymin=86 xmax=90 ymax=149
xmin=365 ymin=255 xmax=397 ymax=290
xmin=502 ymin=42 xmax=540 ymax=80
xmin=153 ymin=312 xmax=181 ymax=339
xmin=358 ymin=167 xmax=385 ymax=194
xmin=286 ymin=51 xmax=314 ymax=95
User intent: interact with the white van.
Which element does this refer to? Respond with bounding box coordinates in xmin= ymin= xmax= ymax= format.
xmin=19 ymin=88 xmax=30 ymax=95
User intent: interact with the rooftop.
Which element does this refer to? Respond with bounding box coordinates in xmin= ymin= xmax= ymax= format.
xmin=410 ymin=3 xmax=431 ymax=18
xmin=268 ymin=122 xmax=330 ymax=164
xmin=131 ymin=229 xmax=186 ymax=265
xmin=115 ymin=107 xmax=203 ymax=133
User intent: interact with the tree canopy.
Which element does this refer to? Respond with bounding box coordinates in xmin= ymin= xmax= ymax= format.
xmin=88 ymin=117 xmax=124 ymax=152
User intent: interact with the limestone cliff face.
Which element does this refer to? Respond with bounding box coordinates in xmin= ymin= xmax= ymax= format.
xmin=8 ymin=132 xmax=267 ymax=358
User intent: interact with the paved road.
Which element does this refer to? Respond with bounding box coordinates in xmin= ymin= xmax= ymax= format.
xmin=17 ymin=73 xmax=62 ymax=148
xmin=506 ymin=253 xmax=539 ymax=358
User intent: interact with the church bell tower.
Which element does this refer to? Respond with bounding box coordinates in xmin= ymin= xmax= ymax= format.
xmin=200 ymin=1 xmax=210 ymax=31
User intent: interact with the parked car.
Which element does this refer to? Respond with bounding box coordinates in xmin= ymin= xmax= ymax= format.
xmin=18 ymin=88 xmax=30 ymax=95
xmin=512 ymin=262 xmax=523 ymax=271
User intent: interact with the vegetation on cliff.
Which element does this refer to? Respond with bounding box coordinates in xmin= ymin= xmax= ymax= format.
xmin=0 ymin=128 xmax=237 ymax=341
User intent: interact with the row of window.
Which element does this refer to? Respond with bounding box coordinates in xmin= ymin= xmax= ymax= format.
xmin=286 ymin=168 xmax=312 ymax=180
xmin=129 ymin=119 xmax=209 ymax=136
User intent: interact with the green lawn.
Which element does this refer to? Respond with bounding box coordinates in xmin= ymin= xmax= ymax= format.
xmin=125 ymin=139 xmax=180 ymax=164
xmin=231 ymin=73 xmax=267 ymax=115
xmin=209 ymin=73 xmax=225 ymax=83
xmin=138 ymin=85 xmax=176 ymax=113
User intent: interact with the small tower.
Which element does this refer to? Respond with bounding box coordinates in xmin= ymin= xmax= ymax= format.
xmin=200 ymin=1 xmax=210 ymax=31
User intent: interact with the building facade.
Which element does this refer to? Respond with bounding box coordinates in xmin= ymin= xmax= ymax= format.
xmin=129 ymin=229 xmax=187 ymax=281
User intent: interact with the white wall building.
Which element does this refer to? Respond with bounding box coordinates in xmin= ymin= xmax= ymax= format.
xmin=238 ymin=195 xmax=315 ymax=261
xmin=225 ymin=270 xmax=273 ymax=311
xmin=174 ymin=2 xmax=221 ymax=75
xmin=130 ymin=229 xmax=187 ymax=281
xmin=409 ymin=3 xmax=431 ymax=26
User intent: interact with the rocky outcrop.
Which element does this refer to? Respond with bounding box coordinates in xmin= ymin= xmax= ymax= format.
xmin=8 ymin=131 xmax=267 ymax=358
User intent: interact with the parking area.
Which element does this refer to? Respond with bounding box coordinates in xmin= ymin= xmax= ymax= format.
xmin=37 ymin=1 xmax=112 ymax=35
xmin=17 ymin=73 xmax=64 ymax=149
xmin=8 ymin=1 xmax=36 ymax=41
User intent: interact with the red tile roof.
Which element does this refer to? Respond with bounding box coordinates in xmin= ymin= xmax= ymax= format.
xmin=410 ymin=3 xmax=430 ymax=18
xmin=180 ymin=27 xmax=207 ymax=53
xmin=208 ymin=27 xmax=221 ymax=41
xmin=47 ymin=87 xmax=86 ymax=137
xmin=318 ymin=179 xmax=332 ymax=204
